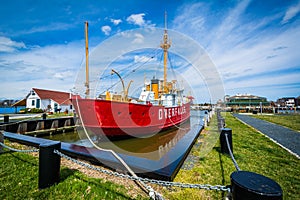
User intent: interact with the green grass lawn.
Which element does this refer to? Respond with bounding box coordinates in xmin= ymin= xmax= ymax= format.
xmin=0 ymin=149 xmax=146 ymax=200
xmin=252 ymin=114 xmax=300 ymax=131
xmin=162 ymin=112 xmax=300 ymax=200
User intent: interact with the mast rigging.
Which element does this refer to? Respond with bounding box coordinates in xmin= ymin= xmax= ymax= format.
xmin=160 ymin=12 xmax=171 ymax=93
xmin=85 ymin=21 xmax=90 ymax=98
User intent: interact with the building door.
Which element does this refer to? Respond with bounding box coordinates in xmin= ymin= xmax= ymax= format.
xmin=54 ymin=103 xmax=58 ymax=112
xmin=36 ymin=99 xmax=40 ymax=108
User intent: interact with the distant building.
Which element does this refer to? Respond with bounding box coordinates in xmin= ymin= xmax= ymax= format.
xmin=25 ymin=88 xmax=74 ymax=113
xmin=277 ymin=97 xmax=297 ymax=108
xmin=296 ymin=96 xmax=300 ymax=108
xmin=1 ymin=99 xmax=26 ymax=114
xmin=225 ymin=93 xmax=270 ymax=111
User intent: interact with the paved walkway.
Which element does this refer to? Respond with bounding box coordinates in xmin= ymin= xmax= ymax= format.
xmin=233 ymin=114 xmax=300 ymax=158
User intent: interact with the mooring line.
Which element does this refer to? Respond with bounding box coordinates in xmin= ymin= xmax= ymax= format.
xmin=225 ymin=133 xmax=240 ymax=171
xmin=74 ymin=97 xmax=164 ymax=199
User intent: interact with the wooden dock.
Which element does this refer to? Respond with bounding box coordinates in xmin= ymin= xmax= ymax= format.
xmin=0 ymin=116 xmax=78 ymax=136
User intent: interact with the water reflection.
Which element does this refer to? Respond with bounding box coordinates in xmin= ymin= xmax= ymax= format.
xmin=43 ymin=110 xmax=205 ymax=160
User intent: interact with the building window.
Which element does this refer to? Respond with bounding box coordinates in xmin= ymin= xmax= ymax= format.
xmin=70 ymin=105 xmax=73 ymax=109
xmin=32 ymin=100 xmax=35 ymax=106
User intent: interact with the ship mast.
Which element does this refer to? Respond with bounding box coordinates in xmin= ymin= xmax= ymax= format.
xmin=160 ymin=12 xmax=171 ymax=93
xmin=85 ymin=21 xmax=90 ymax=98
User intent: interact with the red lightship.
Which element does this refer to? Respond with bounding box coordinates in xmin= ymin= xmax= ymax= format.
xmin=73 ymin=17 xmax=191 ymax=139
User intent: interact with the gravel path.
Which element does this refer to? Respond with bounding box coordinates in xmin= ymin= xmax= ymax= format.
xmin=233 ymin=114 xmax=300 ymax=158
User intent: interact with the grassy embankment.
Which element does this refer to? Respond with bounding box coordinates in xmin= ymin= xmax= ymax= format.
xmin=162 ymin=112 xmax=300 ymax=200
xmin=1 ymin=113 xmax=300 ymax=199
xmin=0 ymin=144 xmax=147 ymax=200
xmin=252 ymin=114 xmax=300 ymax=131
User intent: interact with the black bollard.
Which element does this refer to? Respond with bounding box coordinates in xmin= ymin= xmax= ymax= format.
xmin=220 ymin=128 xmax=233 ymax=154
xmin=42 ymin=113 xmax=47 ymax=120
xmin=39 ymin=141 xmax=61 ymax=189
xmin=0 ymin=131 xmax=4 ymax=153
xmin=231 ymin=171 xmax=282 ymax=200
xmin=4 ymin=115 xmax=9 ymax=123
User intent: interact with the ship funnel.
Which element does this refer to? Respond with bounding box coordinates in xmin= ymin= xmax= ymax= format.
xmin=151 ymin=78 xmax=159 ymax=99
xmin=144 ymin=79 xmax=151 ymax=91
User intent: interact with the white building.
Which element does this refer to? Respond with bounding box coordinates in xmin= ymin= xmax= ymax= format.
xmin=26 ymin=88 xmax=73 ymax=113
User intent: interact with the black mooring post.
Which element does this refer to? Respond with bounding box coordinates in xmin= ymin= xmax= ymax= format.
xmin=231 ymin=171 xmax=282 ymax=200
xmin=39 ymin=141 xmax=61 ymax=189
xmin=220 ymin=128 xmax=233 ymax=154
xmin=4 ymin=115 xmax=9 ymax=123
xmin=42 ymin=113 xmax=47 ymax=120
xmin=0 ymin=131 xmax=4 ymax=153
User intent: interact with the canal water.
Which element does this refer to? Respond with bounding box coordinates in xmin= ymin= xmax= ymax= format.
xmin=43 ymin=110 xmax=206 ymax=160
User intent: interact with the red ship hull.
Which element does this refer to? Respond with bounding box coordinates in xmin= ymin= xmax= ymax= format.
xmin=73 ymin=98 xmax=190 ymax=138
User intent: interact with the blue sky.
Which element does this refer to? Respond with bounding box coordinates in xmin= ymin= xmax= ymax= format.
xmin=0 ymin=0 xmax=300 ymax=102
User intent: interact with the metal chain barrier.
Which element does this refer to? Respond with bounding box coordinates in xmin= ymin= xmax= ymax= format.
xmin=225 ymin=133 xmax=240 ymax=171
xmin=0 ymin=141 xmax=39 ymax=153
xmin=54 ymin=149 xmax=230 ymax=192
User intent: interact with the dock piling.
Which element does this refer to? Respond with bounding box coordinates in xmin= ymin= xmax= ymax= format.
xmin=220 ymin=128 xmax=233 ymax=155
xmin=4 ymin=115 xmax=9 ymax=123
xmin=231 ymin=171 xmax=282 ymax=200
xmin=38 ymin=141 xmax=61 ymax=189
xmin=17 ymin=123 xmax=27 ymax=134
xmin=0 ymin=131 xmax=3 ymax=153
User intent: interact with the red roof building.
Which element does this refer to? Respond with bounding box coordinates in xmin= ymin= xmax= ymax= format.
xmin=26 ymin=88 xmax=74 ymax=113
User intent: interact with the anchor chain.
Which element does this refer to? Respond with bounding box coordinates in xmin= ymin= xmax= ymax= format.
xmin=54 ymin=149 xmax=230 ymax=192
xmin=0 ymin=141 xmax=39 ymax=153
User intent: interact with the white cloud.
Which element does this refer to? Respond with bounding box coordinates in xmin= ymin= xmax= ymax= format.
xmin=172 ymin=1 xmax=300 ymax=100
xmin=19 ymin=22 xmax=75 ymax=35
xmin=127 ymin=13 xmax=145 ymax=26
xmin=0 ymin=41 xmax=83 ymax=99
xmin=0 ymin=36 xmax=26 ymax=52
xmin=134 ymin=55 xmax=156 ymax=63
xmin=172 ymin=2 xmax=206 ymax=32
xmin=281 ymin=0 xmax=300 ymax=24
xmin=111 ymin=18 xmax=122 ymax=25
xmin=53 ymin=71 xmax=72 ymax=80
xmin=101 ymin=25 xmax=112 ymax=35
xmin=132 ymin=33 xmax=144 ymax=44
xmin=126 ymin=13 xmax=155 ymax=27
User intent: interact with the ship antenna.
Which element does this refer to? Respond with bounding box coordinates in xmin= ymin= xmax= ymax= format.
xmin=160 ymin=11 xmax=171 ymax=93
xmin=164 ymin=11 xmax=167 ymax=30
xmin=85 ymin=21 xmax=90 ymax=98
